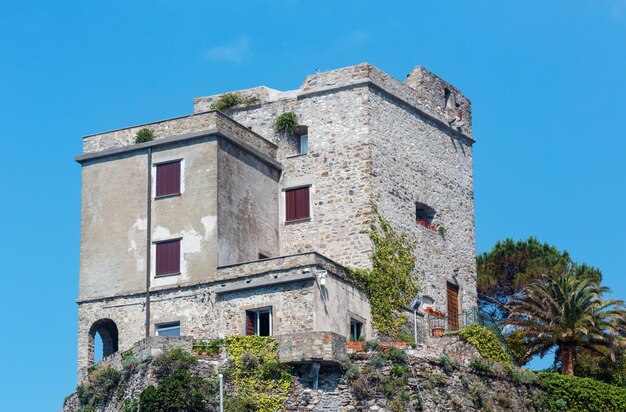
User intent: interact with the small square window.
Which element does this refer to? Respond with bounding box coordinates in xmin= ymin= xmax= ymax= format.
xmin=156 ymin=161 xmax=181 ymax=198
xmin=245 ymin=308 xmax=272 ymax=336
xmin=156 ymin=322 xmax=180 ymax=337
xmin=156 ymin=239 xmax=181 ymax=276
xmin=285 ymin=187 xmax=310 ymax=222
xmin=350 ymin=319 xmax=363 ymax=341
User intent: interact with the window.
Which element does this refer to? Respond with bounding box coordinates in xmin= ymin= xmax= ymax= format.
xmin=245 ymin=308 xmax=272 ymax=336
xmin=156 ymin=239 xmax=181 ymax=276
xmin=156 ymin=322 xmax=180 ymax=337
xmin=416 ymin=202 xmax=436 ymax=231
xmin=298 ymin=134 xmax=308 ymax=155
xmin=156 ymin=161 xmax=181 ymax=198
xmin=285 ymin=186 xmax=310 ymax=222
xmin=350 ymin=319 xmax=363 ymax=341
xmin=258 ymin=253 xmax=270 ymax=260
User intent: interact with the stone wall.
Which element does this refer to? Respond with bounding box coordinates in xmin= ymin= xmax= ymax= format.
xmin=76 ymin=253 xmax=370 ymax=376
xmin=369 ymin=86 xmax=478 ymax=322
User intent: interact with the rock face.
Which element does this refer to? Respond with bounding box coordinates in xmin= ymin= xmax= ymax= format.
xmin=64 ymin=336 xmax=542 ymax=412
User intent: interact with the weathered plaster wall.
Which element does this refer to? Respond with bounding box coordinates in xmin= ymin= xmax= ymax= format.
xmin=151 ymin=138 xmax=219 ymax=289
xmin=79 ymin=152 xmax=148 ymax=299
xmin=217 ymin=138 xmax=281 ymax=265
xmin=315 ymin=274 xmax=373 ymax=339
xmin=368 ymin=87 xmax=477 ymax=317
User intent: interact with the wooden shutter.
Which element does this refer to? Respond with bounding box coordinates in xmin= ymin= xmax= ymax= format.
xmin=447 ymin=283 xmax=460 ymax=330
xmin=245 ymin=311 xmax=256 ymax=336
xmin=156 ymin=239 xmax=180 ymax=276
xmin=156 ymin=161 xmax=181 ymax=197
xmin=285 ymin=187 xmax=310 ymax=221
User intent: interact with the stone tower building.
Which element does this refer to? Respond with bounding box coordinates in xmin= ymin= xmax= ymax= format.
xmin=75 ymin=63 xmax=477 ymax=377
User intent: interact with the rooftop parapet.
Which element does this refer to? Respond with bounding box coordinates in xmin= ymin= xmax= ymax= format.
xmin=78 ymin=110 xmax=278 ymax=163
xmin=193 ymin=63 xmax=473 ymax=138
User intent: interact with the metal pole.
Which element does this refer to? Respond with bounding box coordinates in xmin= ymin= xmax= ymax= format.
xmin=413 ymin=310 xmax=418 ymax=345
xmin=219 ymin=373 xmax=224 ymax=412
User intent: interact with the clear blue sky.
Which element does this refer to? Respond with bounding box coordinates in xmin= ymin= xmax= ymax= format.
xmin=1 ymin=1 xmax=625 ymax=410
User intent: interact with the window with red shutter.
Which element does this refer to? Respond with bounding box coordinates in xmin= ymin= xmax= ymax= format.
xmin=245 ymin=308 xmax=272 ymax=336
xmin=285 ymin=186 xmax=310 ymax=222
xmin=156 ymin=161 xmax=181 ymax=198
xmin=155 ymin=239 xmax=181 ymax=276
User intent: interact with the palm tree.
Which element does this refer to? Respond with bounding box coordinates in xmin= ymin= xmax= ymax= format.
xmin=506 ymin=270 xmax=625 ymax=375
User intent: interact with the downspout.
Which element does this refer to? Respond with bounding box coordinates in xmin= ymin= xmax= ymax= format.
xmin=145 ymin=147 xmax=153 ymax=338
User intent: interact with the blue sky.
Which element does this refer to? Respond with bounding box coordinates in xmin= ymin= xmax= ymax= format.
xmin=1 ymin=1 xmax=625 ymax=410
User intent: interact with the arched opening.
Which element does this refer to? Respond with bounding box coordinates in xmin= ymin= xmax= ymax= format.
xmin=88 ymin=319 xmax=119 ymax=365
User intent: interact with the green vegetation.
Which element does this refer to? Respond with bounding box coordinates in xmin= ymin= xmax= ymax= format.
xmin=210 ymin=92 xmax=259 ymax=111
xmin=539 ymin=372 xmax=626 ymax=412
xmin=274 ymin=112 xmax=299 ymax=133
xmin=139 ymin=369 xmax=216 ymax=412
xmin=134 ymin=128 xmax=154 ymax=143
xmin=459 ymin=324 xmax=512 ymax=364
xmin=152 ymin=347 xmax=197 ymax=379
xmin=345 ymin=344 xmax=414 ymax=410
xmin=349 ymin=205 xmax=419 ymax=338
xmin=192 ymin=338 xmax=223 ymax=356
xmin=507 ymin=270 xmax=624 ymax=375
xmin=76 ymin=365 xmax=121 ymax=408
xmin=223 ymin=336 xmax=293 ymax=412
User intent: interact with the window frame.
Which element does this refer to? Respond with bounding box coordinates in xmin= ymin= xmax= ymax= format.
xmin=350 ymin=318 xmax=364 ymax=341
xmin=155 ymin=321 xmax=181 ymax=337
xmin=284 ymin=185 xmax=311 ymax=223
xmin=245 ymin=307 xmax=273 ymax=337
xmin=298 ymin=134 xmax=308 ymax=155
xmin=154 ymin=159 xmax=182 ymax=199
xmin=154 ymin=237 xmax=182 ymax=277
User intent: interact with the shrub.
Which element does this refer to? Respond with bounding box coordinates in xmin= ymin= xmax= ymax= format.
xmin=383 ymin=346 xmax=407 ymax=363
xmin=345 ymin=365 xmax=360 ymax=381
xmin=139 ymin=369 xmax=217 ymax=412
xmin=135 ymin=128 xmax=154 ymax=143
xmin=439 ymin=354 xmax=454 ymax=374
xmin=368 ymin=353 xmax=385 ymax=368
xmin=365 ymin=340 xmax=379 ymax=352
xmin=469 ymin=357 xmax=494 ymax=374
xmin=391 ymin=363 xmax=410 ymax=377
xmin=539 ymin=372 xmax=626 ymax=412
xmin=210 ymin=93 xmax=258 ymax=111
xmin=76 ymin=365 xmax=122 ymax=407
xmin=504 ymin=363 xmax=538 ymax=385
xmin=351 ymin=374 xmax=370 ymax=399
xmin=224 ymin=336 xmax=292 ymax=412
xmin=274 ymin=112 xmax=299 ymax=133
xmin=120 ymin=398 xmax=139 ymax=412
xmin=458 ymin=324 xmax=512 ymax=364
xmin=192 ymin=338 xmax=223 ymax=356
xmin=225 ymin=394 xmax=257 ymax=411
xmin=152 ymin=347 xmax=197 ymax=380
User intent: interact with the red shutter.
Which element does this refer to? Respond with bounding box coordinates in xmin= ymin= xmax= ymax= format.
xmin=156 ymin=239 xmax=180 ymax=276
xmin=156 ymin=161 xmax=181 ymax=197
xmin=245 ymin=311 xmax=255 ymax=336
xmin=285 ymin=187 xmax=310 ymax=221
xmin=447 ymin=283 xmax=460 ymax=330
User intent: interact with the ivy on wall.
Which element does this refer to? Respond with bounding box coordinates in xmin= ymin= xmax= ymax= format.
xmin=349 ymin=205 xmax=419 ymax=339
xmin=223 ymin=336 xmax=293 ymax=412
xmin=539 ymin=372 xmax=626 ymax=412
xmin=458 ymin=324 xmax=512 ymax=364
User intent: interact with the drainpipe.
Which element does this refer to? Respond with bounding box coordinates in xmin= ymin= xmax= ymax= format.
xmin=145 ymin=147 xmax=153 ymax=338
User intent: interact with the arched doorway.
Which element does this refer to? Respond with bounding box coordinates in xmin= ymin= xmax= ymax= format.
xmin=88 ymin=319 xmax=119 ymax=365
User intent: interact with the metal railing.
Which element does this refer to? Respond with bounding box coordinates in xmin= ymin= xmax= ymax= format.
xmin=427 ymin=308 xmax=517 ymax=365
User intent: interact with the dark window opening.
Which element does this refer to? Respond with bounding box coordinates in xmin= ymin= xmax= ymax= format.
xmin=156 ymin=322 xmax=180 ymax=337
xmin=156 ymin=239 xmax=181 ymax=276
xmin=245 ymin=308 xmax=272 ymax=336
xmin=350 ymin=319 xmax=363 ymax=342
xmin=156 ymin=161 xmax=181 ymax=198
xmin=258 ymin=253 xmax=270 ymax=260
xmin=447 ymin=283 xmax=460 ymax=330
xmin=285 ymin=187 xmax=310 ymax=222
xmin=416 ymin=202 xmax=436 ymax=231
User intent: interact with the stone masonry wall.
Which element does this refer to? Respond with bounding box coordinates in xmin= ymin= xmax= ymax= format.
xmin=369 ymin=87 xmax=477 ymax=318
